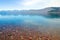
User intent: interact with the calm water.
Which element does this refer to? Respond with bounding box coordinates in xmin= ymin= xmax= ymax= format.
xmin=0 ymin=15 xmax=60 ymax=31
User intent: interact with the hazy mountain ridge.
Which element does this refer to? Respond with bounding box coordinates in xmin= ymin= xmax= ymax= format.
xmin=0 ymin=7 xmax=60 ymax=18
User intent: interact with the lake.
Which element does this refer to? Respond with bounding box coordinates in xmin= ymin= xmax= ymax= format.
xmin=0 ymin=15 xmax=60 ymax=32
xmin=0 ymin=15 xmax=60 ymax=40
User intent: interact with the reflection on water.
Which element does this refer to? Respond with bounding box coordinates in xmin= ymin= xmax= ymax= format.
xmin=0 ymin=15 xmax=60 ymax=26
xmin=0 ymin=15 xmax=60 ymax=31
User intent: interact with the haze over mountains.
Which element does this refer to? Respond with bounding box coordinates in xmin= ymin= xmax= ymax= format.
xmin=0 ymin=7 xmax=60 ymax=18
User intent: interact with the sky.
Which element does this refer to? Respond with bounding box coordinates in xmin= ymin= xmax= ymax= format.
xmin=0 ymin=0 xmax=60 ymax=10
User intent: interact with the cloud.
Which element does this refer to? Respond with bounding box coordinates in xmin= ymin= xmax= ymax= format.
xmin=0 ymin=0 xmax=60 ymax=10
xmin=22 ymin=0 xmax=49 ymax=9
xmin=46 ymin=0 xmax=60 ymax=7
xmin=22 ymin=0 xmax=40 ymax=6
xmin=20 ymin=0 xmax=60 ymax=9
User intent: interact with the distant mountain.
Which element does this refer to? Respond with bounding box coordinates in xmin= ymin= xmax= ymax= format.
xmin=0 ymin=7 xmax=60 ymax=18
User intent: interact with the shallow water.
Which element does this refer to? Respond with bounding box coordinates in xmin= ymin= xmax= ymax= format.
xmin=0 ymin=15 xmax=60 ymax=31
xmin=0 ymin=15 xmax=60 ymax=40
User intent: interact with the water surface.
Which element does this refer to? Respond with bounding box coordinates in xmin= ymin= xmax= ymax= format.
xmin=0 ymin=15 xmax=60 ymax=32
